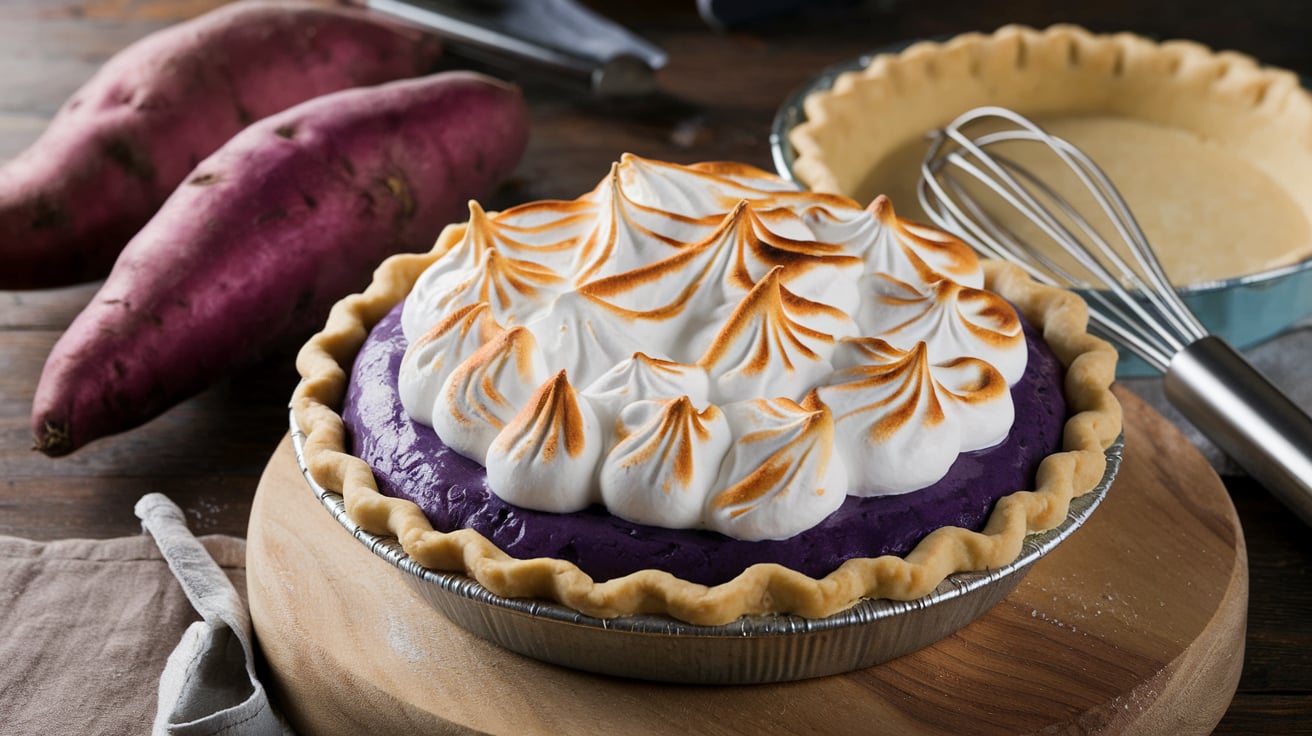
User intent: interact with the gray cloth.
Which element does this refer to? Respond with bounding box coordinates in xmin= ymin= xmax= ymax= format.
xmin=136 ymin=494 xmax=291 ymax=736
xmin=0 ymin=525 xmax=247 ymax=734
xmin=1119 ymin=319 xmax=1312 ymax=476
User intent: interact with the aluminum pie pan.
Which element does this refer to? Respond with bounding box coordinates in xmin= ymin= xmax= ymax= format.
xmin=290 ymin=410 xmax=1121 ymax=684
xmin=769 ymin=45 xmax=1312 ymax=377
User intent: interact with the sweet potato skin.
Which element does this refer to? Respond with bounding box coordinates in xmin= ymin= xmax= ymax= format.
xmin=31 ymin=71 xmax=530 ymax=456
xmin=0 ymin=0 xmax=441 ymax=289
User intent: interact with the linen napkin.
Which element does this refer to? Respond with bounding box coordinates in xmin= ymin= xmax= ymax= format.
xmin=0 ymin=494 xmax=291 ymax=735
xmin=0 ymin=522 xmax=249 ymax=733
xmin=135 ymin=493 xmax=291 ymax=736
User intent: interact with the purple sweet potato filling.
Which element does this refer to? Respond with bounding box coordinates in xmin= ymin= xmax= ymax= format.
xmin=342 ymin=302 xmax=1067 ymax=586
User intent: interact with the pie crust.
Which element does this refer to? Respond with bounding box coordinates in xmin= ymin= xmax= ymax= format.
xmin=292 ymin=216 xmax=1121 ymax=627
xmin=788 ymin=24 xmax=1312 ymax=286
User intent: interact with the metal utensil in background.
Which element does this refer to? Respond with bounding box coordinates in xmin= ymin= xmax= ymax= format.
xmin=918 ymin=105 xmax=1312 ymax=526
xmin=354 ymin=0 xmax=667 ymax=97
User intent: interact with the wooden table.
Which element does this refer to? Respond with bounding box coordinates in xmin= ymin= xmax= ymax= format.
xmin=1 ymin=1 xmax=1308 ymax=733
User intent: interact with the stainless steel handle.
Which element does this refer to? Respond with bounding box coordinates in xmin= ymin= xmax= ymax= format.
xmin=1164 ymin=335 xmax=1312 ymax=525
xmin=363 ymin=0 xmax=663 ymax=97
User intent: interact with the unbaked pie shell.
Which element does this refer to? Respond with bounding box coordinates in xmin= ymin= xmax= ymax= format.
xmin=291 ymin=217 xmax=1121 ymax=627
xmin=788 ymin=24 xmax=1312 ymax=285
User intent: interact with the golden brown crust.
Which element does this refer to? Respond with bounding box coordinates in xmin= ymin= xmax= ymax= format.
xmin=292 ymin=221 xmax=1121 ymax=627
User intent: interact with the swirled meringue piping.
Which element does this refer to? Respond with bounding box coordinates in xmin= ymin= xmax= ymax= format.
xmin=858 ymin=273 xmax=1028 ymax=384
xmin=866 ymin=195 xmax=984 ymax=288
xmin=817 ymin=341 xmax=962 ymax=495
xmin=486 ymin=370 xmax=601 ymax=513
xmin=572 ymin=162 xmax=721 ymax=282
xmin=599 ymin=397 xmax=731 ymax=529
xmin=578 ymin=201 xmax=863 ymax=360
xmin=706 ymin=393 xmax=847 ymax=541
xmin=699 ymin=267 xmax=855 ymax=403
xmin=402 ymin=202 xmax=567 ymax=338
xmin=530 ymin=291 xmax=663 ymax=389
xmin=932 ymin=356 xmax=1014 ymax=452
xmin=479 ymin=197 xmax=593 ymax=274
xmin=577 ymin=201 xmax=763 ymax=323
xmin=398 ymin=302 xmax=503 ymax=425
xmin=823 ymin=337 xmax=1015 ymax=481
xmin=581 ymin=353 xmax=710 ymax=426
xmin=618 ymin=154 xmax=798 ymax=215
xmin=431 ymin=326 xmax=548 ymax=464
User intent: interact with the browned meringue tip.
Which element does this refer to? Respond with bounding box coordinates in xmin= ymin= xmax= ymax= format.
xmin=866 ymin=194 xmax=895 ymax=221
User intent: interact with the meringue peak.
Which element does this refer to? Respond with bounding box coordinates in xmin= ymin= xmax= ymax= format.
xmin=599 ymin=396 xmax=732 ymax=528
xmin=486 ymin=369 xmax=602 ymax=513
xmin=705 ymin=396 xmax=845 ymax=540
xmin=701 ymin=267 xmax=832 ymax=369
xmin=495 ymin=370 xmax=588 ymax=463
xmin=860 ymin=274 xmax=1027 ymax=383
xmin=698 ymin=267 xmax=853 ymax=402
xmin=866 ymin=194 xmax=983 ymax=287
xmin=415 ymin=301 xmax=502 ymax=347
xmin=824 ymin=341 xmax=947 ymax=441
xmin=431 ymin=326 xmax=548 ymax=464
xmin=613 ymin=397 xmax=722 ymax=490
xmin=398 ymin=301 xmax=505 ymax=425
xmin=618 ymin=154 xmax=796 ymax=215
xmin=402 ymin=203 xmax=567 ymax=333
xmin=572 ymin=161 xmax=714 ymax=282
xmin=476 ymin=197 xmax=592 ymax=273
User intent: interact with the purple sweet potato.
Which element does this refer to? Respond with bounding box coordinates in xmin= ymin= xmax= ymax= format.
xmin=0 ymin=0 xmax=442 ymax=289
xmin=31 ymin=71 xmax=530 ymax=456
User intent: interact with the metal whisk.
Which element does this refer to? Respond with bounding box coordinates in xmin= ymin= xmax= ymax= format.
xmin=918 ymin=105 xmax=1312 ymax=526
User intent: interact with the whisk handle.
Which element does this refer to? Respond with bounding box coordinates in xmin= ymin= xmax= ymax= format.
xmin=1164 ymin=335 xmax=1312 ymax=526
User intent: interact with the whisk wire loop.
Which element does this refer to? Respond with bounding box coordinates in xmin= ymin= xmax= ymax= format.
xmin=912 ymin=105 xmax=1312 ymax=527
xmin=917 ymin=106 xmax=1208 ymax=371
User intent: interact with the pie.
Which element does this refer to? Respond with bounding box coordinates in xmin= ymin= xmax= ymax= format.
xmin=292 ymin=155 xmax=1120 ymax=626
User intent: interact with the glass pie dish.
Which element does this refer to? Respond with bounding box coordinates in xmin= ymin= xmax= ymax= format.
xmin=770 ymin=27 xmax=1312 ymax=375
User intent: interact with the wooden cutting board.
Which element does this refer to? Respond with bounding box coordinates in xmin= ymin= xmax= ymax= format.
xmin=247 ymin=387 xmax=1247 ymax=735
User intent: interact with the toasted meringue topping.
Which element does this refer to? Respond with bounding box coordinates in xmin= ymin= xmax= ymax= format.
xmin=618 ymin=154 xmax=798 ymax=215
xmin=858 ymin=274 xmax=1027 ymax=384
xmin=571 ymin=162 xmax=720 ymax=282
xmin=599 ymin=398 xmax=731 ymax=528
xmin=818 ymin=340 xmax=1013 ymax=495
xmin=932 ymin=356 xmax=1014 ymax=452
xmin=473 ymin=199 xmax=590 ymax=274
xmin=581 ymin=353 xmax=710 ymax=427
xmin=431 ymin=327 xmax=548 ymax=464
xmin=530 ymin=291 xmax=659 ymax=388
xmin=698 ymin=267 xmax=855 ymax=403
xmin=865 ymin=195 xmax=984 ymax=288
xmin=705 ymin=395 xmax=847 ymax=541
xmin=402 ymin=202 xmax=568 ymax=338
xmin=400 ymin=156 xmax=1031 ymax=540
xmin=398 ymin=302 xmax=504 ymax=425
xmin=486 ymin=371 xmax=601 ymax=513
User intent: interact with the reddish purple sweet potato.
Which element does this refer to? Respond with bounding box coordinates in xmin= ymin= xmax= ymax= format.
xmin=0 ymin=0 xmax=441 ymax=289
xmin=31 ymin=71 xmax=530 ymax=456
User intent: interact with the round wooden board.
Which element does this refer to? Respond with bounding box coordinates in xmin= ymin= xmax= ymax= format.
xmin=247 ymin=387 xmax=1247 ymax=736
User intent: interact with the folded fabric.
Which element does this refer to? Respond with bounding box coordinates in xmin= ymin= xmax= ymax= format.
xmin=136 ymin=493 xmax=291 ymax=736
xmin=0 ymin=527 xmax=247 ymax=734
